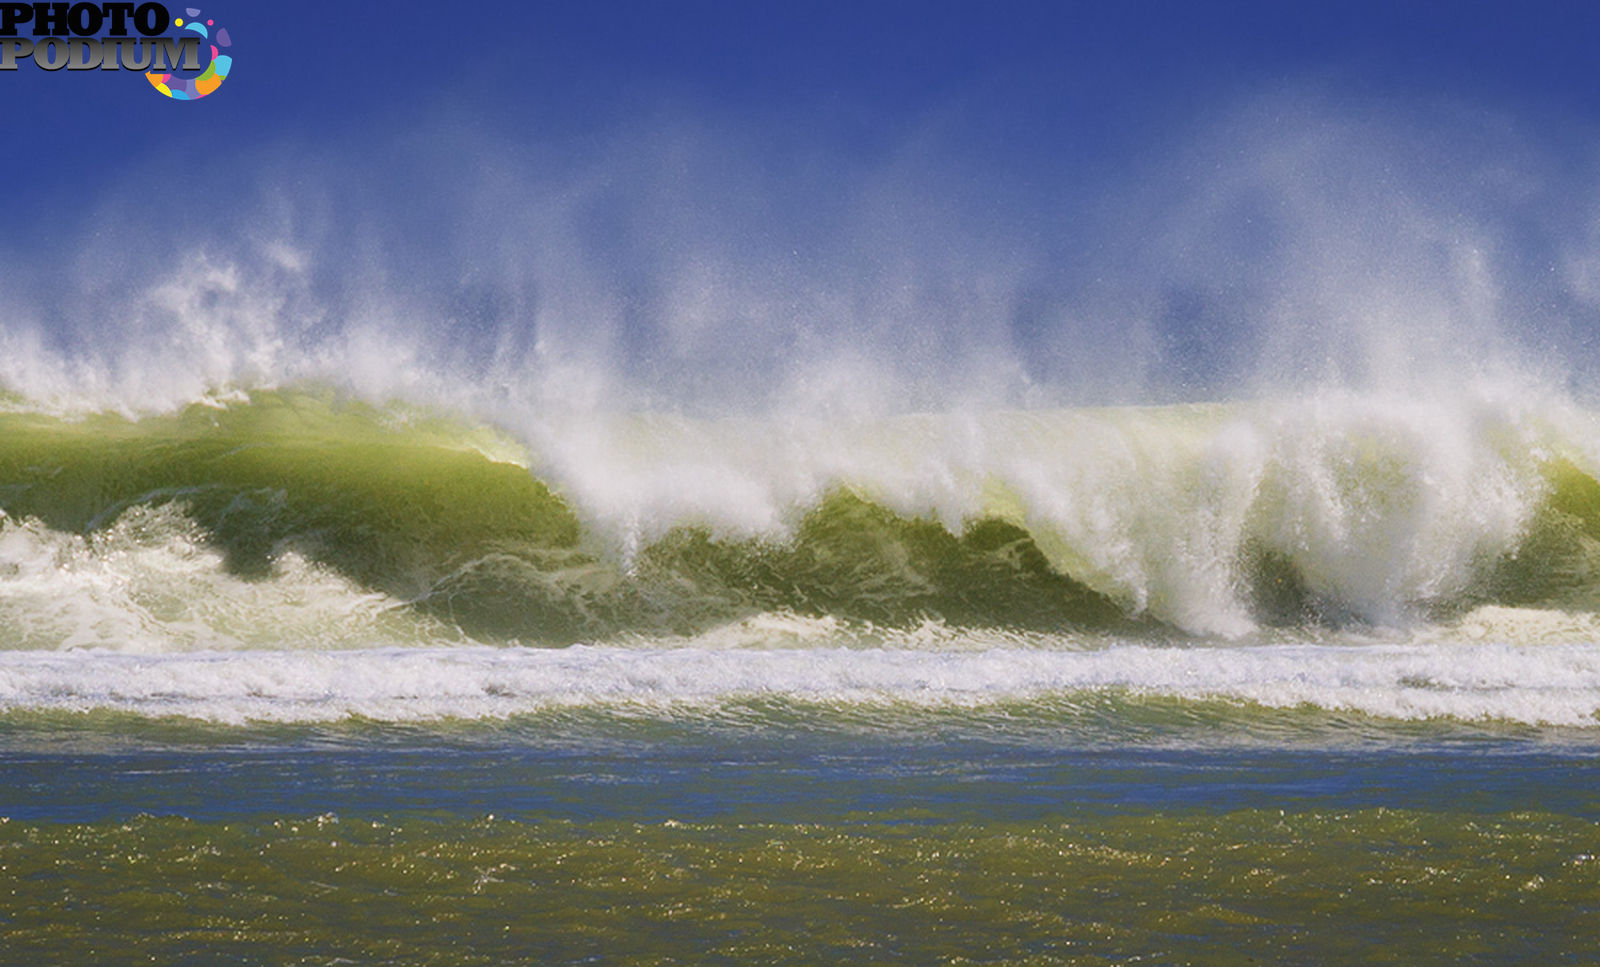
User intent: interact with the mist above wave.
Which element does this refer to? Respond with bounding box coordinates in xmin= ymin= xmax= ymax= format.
xmin=3 ymin=92 xmax=1597 ymax=417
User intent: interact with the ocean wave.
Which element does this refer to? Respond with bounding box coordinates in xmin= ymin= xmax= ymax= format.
xmin=2 ymin=386 xmax=1600 ymax=642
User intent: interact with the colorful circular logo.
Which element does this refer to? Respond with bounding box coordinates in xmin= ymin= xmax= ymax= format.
xmin=146 ymin=7 xmax=231 ymax=100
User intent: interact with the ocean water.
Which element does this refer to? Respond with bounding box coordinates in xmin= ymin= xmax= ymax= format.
xmin=3 ymin=386 xmax=1600 ymax=962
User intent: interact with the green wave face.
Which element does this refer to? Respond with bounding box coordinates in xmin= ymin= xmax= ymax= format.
xmin=0 ymin=392 xmax=1131 ymax=643
xmin=0 ymin=392 xmax=575 ymax=570
xmin=4 ymin=389 xmax=1600 ymax=644
xmin=1477 ymin=458 xmax=1600 ymax=610
xmin=0 ymin=393 xmax=582 ymax=639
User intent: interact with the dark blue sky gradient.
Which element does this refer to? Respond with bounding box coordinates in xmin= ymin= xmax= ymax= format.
xmin=8 ymin=0 xmax=1600 ymax=214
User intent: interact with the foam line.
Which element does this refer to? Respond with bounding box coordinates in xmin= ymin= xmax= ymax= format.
xmin=1 ymin=640 xmax=1596 ymax=726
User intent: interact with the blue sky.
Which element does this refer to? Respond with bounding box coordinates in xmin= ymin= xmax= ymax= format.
xmin=7 ymin=1 xmax=1600 ymax=405
xmin=10 ymin=1 xmax=1600 ymax=199
xmin=6 ymin=0 xmax=1593 ymax=180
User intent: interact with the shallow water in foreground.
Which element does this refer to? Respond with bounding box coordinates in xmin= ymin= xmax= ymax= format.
xmin=8 ymin=809 xmax=1597 ymax=965
xmin=3 ymin=718 xmax=1599 ymax=964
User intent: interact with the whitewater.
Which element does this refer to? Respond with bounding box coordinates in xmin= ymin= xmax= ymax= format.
xmin=2 ymin=383 xmax=1600 ymax=730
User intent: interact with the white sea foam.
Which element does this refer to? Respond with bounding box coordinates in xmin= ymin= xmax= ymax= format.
xmin=1 ymin=636 xmax=1597 ymax=726
xmin=0 ymin=505 xmax=449 ymax=652
xmin=500 ymin=387 xmax=1571 ymax=636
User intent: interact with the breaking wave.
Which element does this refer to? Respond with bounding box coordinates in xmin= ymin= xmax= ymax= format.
xmin=3 ymin=385 xmax=1600 ymax=648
